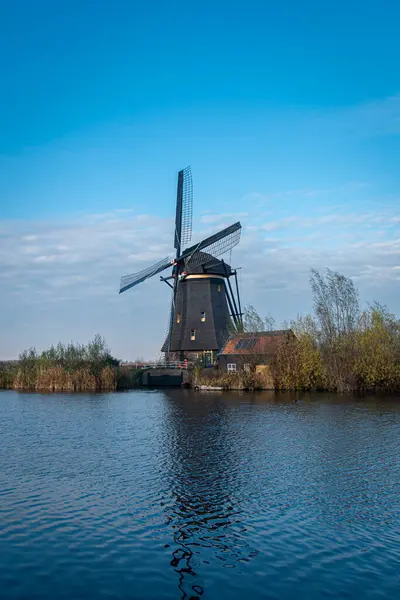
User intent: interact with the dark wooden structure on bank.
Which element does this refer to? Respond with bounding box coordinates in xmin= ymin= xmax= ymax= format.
xmin=138 ymin=368 xmax=192 ymax=387
xmin=160 ymin=253 xmax=236 ymax=364
xmin=218 ymin=330 xmax=294 ymax=372
xmin=119 ymin=167 xmax=243 ymax=365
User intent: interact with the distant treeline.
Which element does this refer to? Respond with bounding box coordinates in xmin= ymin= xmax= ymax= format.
xmin=0 ymin=335 xmax=139 ymax=392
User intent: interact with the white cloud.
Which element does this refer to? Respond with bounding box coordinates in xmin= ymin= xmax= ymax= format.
xmin=0 ymin=202 xmax=399 ymax=360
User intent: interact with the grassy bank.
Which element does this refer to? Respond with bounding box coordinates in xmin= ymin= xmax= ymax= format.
xmin=195 ymin=369 xmax=271 ymax=391
xmin=0 ymin=336 xmax=140 ymax=392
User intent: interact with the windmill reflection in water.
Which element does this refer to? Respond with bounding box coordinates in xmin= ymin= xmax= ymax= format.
xmin=160 ymin=390 xmax=260 ymax=599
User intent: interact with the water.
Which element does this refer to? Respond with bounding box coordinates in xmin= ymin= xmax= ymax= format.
xmin=0 ymin=390 xmax=399 ymax=599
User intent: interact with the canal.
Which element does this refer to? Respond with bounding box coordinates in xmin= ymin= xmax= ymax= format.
xmin=0 ymin=389 xmax=399 ymax=599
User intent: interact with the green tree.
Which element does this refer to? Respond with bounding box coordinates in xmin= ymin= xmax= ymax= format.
xmin=354 ymin=304 xmax=400 ymax=390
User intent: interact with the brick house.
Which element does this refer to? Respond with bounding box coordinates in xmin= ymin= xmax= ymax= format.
xmin=218 ymin=330 xmax=294 ymax=373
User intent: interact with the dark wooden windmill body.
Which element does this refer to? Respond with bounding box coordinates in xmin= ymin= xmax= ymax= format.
xmin=119 ymin=168 xmax=243 ymax=365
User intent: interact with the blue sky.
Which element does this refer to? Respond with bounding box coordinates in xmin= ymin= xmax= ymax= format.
xmin=0 ymin=0 xmax=399 ymax=359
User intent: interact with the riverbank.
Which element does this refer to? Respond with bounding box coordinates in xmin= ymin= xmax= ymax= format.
xmin=0 ymin=362 xmax=140 ymax=392
xmin=3 ymin=360 xmax=400 ymax=394
xmin=0 ymin=336 xmax=141 ymax=393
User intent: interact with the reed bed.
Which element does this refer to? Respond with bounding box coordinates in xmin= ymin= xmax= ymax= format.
xmin=1 ymin=335 xmax=131 ymax=392
xmin=195 ymin=367 xmax=269 ymax=390
xmin=0 ymin=362 xmax=18 ymax=390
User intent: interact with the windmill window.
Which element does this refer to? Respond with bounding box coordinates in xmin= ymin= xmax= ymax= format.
xmin=227 ymin=363 xmax=237 ymax=372
xmin=190 ymin=329 xmax=196 ymax=341
xmin=217 ymin=285 xmax=221 ymax=292
xmin=201 ymin=312 xmax=206 ymax=322
xmin=176 ymin=313 xmax=181 ymax=324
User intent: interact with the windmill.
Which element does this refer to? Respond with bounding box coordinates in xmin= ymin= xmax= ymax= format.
xmin=119 ymin=167 xmax=243 ymax=364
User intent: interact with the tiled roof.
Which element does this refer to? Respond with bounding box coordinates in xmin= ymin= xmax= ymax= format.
xmin=219 ymin=330 xmax=293 ymax=356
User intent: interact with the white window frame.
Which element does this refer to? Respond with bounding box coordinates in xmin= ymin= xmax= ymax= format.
xmin=227 ymin=363 xmax=237 ymax=372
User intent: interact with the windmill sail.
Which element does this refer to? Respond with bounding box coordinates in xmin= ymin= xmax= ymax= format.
xmin=119 ymin=256 xmax=172 ymax=294
xmin=164 ymin=288 xmax=176 ymax=353
xmin=179 ymin=221 xmax=242 ymax=268
xmin=168 ymin=166 xmax=193 ymax=351
xmin=174 ymin=166 xmax=193 ymax=254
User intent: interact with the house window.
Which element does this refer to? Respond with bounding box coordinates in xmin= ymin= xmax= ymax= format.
xmin=190 ymin=329 xmax=196 ymax=341
xmin=176 ymin=313 xmax=181 ymax=324
xmin=201 ymin=311 xmax=206 ymax=322
xmin=227 ymin=363 xmax=237 ymax=372
xmin=217 ymin=284 xmax=221 ymax=292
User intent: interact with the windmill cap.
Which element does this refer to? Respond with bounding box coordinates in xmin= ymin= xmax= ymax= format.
xmin=183 ymin=252 xmax=232 ymax=276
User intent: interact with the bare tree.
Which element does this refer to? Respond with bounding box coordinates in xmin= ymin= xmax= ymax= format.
xmin=264 ymin=314 xmax=276 ymax=331
xmin=243 ymin=304 xmax=276 ymax=332
xmin=310 ymin=268 xmax=359 ymax=342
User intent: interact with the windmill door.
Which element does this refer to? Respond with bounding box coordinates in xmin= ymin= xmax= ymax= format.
xmin=203 ymin=351 xmax=213 ymax=367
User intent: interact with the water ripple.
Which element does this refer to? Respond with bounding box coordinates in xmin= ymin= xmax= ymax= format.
xmin=0 ymin=389 xmax=399 ymax=599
